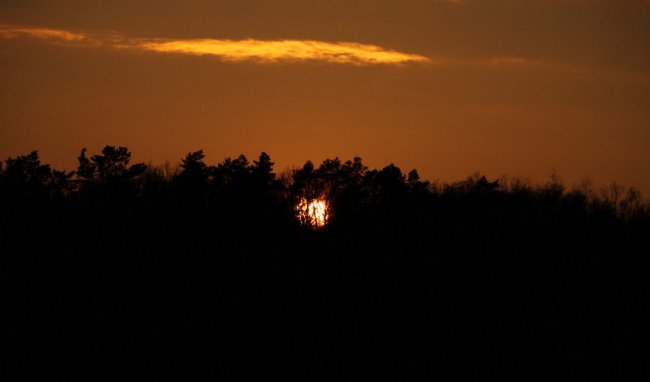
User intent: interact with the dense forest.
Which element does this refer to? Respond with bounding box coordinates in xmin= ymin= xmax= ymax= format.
xmin=3 ymin=146 xmax=650 ymax=380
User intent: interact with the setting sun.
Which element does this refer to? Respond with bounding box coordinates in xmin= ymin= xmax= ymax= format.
xmin=2 ymin=1 xmax=650 ymax=378
xmin=295 ymin=197 xmax=330 ymax=229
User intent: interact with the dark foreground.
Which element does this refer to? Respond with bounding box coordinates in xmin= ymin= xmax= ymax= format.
xmin=3 ymin=148 xmax=650 ymax=380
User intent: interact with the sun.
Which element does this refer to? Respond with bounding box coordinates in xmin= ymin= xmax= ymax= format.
xmin=295 ymin=197 xmax=330 ymax=229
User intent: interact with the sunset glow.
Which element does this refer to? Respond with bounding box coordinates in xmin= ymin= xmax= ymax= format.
xmin=295 ymin=197 xmax=330 ymax=229
xmin=2 ymin=3 xmax=649 ymax=375
xmin=1 ymin=0 xmax=650 ymax=196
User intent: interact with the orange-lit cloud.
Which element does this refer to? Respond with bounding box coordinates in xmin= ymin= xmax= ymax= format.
xmin=138 ymin=39 xmax=430 ymax=64
xmin=0 ymin=25 xmax=86 ymax=42
xmin=0 ymin=24 xmax=430 ymax=65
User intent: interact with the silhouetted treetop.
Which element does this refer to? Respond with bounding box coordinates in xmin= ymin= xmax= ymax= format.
xmin=178 ymin=150 xmax=209 ymax=190
xmin=4 ymin=150 xmax=51 ymax=183
xmin=1 ymin=146 xmax=648 ymax=227
xmin=252 ymin=152 xmax=274 ymax=179
xmin=1 ymin=150 xmax=73 ymax=198
xmin=181 ymin=150 xmax=207 ymax=174
xmin=76 ymin=146 xmax=146 ymax=186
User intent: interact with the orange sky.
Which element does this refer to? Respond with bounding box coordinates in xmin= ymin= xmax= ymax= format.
xmin=1 ymin=0 xmax=649 ymax=194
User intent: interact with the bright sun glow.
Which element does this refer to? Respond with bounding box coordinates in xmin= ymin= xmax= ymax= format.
xmin=295 ymin=197 xmax=330 ymax=228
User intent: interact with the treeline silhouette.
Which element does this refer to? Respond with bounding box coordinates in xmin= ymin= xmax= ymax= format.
xmin=3 ymin=146 xmax=649 ymax=380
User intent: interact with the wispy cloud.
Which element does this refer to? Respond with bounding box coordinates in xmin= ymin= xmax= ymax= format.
xmin=0 ymin=25 xmax=87 ymax=42
xmin=0 ymin=24 xmax=430 ymax=65
xmin=138 ymin=39 xmax=430 ymax=64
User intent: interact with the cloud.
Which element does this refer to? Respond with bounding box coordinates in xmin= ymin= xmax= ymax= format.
xmin=0 ymin=24 xmax=430 ymax=65
xmin=138 ymin=39 xmax=430 ymax=65
xmin=0 ymin=25 xmax=86 ymax=42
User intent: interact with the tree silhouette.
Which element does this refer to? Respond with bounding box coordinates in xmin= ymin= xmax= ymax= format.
xmin=2 ymin=145 xmax=649 ymax=381
xmin=4 ymin=150 xmax=52 ymax=186
xmin=76 ymin=146 xmax=145 ymax=186
xmin=74 ymin=146 xmax=146 ymax=204
xmin=252 ymin=152 xmax=275 ymax=181
xmin=250 ymin=152 xmax=277 ymax=200
xmin=178 ymin=150 xmax=209 ymax=186
xmin=291 ymin=160 xmax=322 ymax=200
xmin=181 ymin=150 xmax=207 ymax=175
xmin=76 ymin=147 xmax=95 ymax=182
xmin=2 ymin=150 xmax=73 ymax=198
xmin=370 ymin=163 xmax=408 ymax=203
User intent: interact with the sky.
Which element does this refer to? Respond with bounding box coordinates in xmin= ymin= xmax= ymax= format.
xmin=1 ymin=0 xmax=649 ymax=193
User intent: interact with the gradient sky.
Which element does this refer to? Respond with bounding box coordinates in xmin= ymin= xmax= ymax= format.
xmin=1 ymin=0 xmax=649 ymax=193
